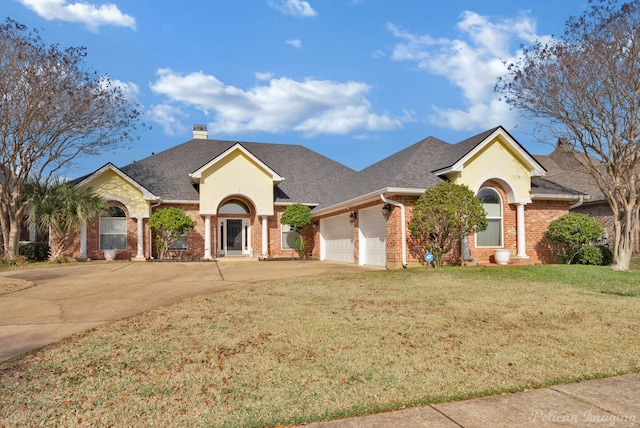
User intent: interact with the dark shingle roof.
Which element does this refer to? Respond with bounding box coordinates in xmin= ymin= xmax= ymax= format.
xmin=534 ymin=140 xmax=605 ymax=203
xmin=95 ymin=126 xmax=585 ymax=210
xmin=530 ymin=176 xmax=586 ymax=196
xmin=119 ymin=139 xmax=357 ymax=203
xmin=434 ymin=126 xmax=501 ymax=170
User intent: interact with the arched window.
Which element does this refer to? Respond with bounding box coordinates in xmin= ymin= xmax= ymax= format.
xmin=100 ymin=206 xmax=127 ymax=250
xmin=476 ymin=188 xmax=502 ymax=247
xmin=219 ymin=199 xmax=250 ymax=215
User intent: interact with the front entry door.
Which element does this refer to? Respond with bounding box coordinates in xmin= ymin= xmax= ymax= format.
xmin=226 ymin=219 xmax=243 ymax=255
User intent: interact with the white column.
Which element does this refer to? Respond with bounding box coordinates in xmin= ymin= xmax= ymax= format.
xmin=79 ymin=221 xmax=87 ymax=259
xmin=204 ymin=215 xmax=212 ymax=259
xmin=261 ymin=216 xmax=269 ymax=259
xmin=134 ymin=216 xmax=145 ymax=260
xmin=516 ymin=203 xmax=529 ymax=258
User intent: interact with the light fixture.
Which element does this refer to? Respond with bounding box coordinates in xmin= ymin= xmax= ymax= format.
xmin=313 ymin=220 xmax=319 ymax=229
xmin=382 ymin=204 xmax=391 ymax=218
xmin=349 ymin=211 xmax=357 ymax=224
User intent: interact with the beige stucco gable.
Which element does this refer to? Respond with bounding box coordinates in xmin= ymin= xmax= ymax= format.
xmin=442 ymin=129 xmax=544 ymax=204
xmin=191 ymin=144 xmax=283 ymax=216
xmin=76 ymin=165 xmax=155 ymax=218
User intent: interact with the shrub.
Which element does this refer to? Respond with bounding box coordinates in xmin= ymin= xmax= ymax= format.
xmin=544 ymin=213 xmax=604 ymax=264
xmin=280 ymin=204 xmax=312 ymax=258
xmin=574 ymin=245 xmax=602 ymax=266
xmin=599 ymin=245 xmax=613 ymax=266
xmin=19 ymin=242 xmax=50 ymax=261
xmin=149 ymin=208 xmax=196 ymax=260
xmin=409 ymin=182 xmax=487 ymax=267
xmin=573 ymin=245 xmax=613 ymax=266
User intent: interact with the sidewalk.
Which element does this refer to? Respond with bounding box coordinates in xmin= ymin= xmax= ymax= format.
xmin=306 ymin=372 xmax=639 ymax=427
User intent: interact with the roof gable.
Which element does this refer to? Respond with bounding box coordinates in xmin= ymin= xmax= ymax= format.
xmin=76 ymin=163 xmax=158 ymax=201
xmin=433 ymin=126 xmax=546 ymax=177
xmin=189 ymin=143 xmax=284 ymax=184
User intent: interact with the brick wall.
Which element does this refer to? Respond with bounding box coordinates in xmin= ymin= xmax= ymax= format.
xmin=573 ymin=202 xmax=614 ymax=247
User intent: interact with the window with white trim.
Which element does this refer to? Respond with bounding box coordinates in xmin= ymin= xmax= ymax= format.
xmin=281 ymin=221 xmax=299 ymax=250
xmin=100 ymin=206 xmax=127 ymax=250
xmin=169 ymin=234 xmax=188 ymax=250
xmin=476 ymin=188 xmax=503 ymax=247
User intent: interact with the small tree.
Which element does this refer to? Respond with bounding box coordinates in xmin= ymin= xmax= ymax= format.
xmin=409 ymin=182 xmax=487 ymax=267
xmin=544 ymin=213 xmax=604 ymax=264
xmin=25 ymin=180 xmax=108 ymax=261
xmin=149 ymin=208 xmax=195 ymax=260
xmin=280 ymin=203 xmax=311 ymax=258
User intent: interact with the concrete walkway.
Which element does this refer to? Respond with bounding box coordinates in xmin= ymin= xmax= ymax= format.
xmin=305 ymin=373 xmax=639 ymax=427
xmin=0 ymin=260 xmax=638 ymax=427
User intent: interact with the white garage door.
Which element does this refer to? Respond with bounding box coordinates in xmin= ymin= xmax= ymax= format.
xmin=359 ymin=206 xmax=387 ymax=267
xmin=321 ymin=214 xmax=354 ymax=263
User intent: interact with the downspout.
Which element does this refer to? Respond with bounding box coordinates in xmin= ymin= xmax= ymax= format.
xmin=149 ymin=199 xmax=162 ymax=259
xmin=568 ymin=195 xmax=584 ymax=210
xmin=380 ymin=194 xmax=407 ymax=268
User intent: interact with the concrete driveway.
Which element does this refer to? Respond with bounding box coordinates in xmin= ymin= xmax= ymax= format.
xmin=0 ymin=259 xmax=370 ymax=362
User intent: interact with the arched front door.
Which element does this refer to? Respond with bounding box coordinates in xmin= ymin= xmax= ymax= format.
xmin=218 ymin=199 xmax=252 ymax=256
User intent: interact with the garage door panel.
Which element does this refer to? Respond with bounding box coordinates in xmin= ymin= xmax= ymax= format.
xmin=321 ymin=215 xmax=354 ymax=263
xmin=359 ymin=207 xmax=387 ymax=267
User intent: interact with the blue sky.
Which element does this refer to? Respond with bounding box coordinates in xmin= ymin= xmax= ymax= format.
xmin=5 ymin=0 xmax=588 ymax=177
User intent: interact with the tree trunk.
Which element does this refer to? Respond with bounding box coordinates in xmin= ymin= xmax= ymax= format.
xmin=611 ymin=205 xmax=635 ymax=271
xmin=6 ymin=220 xmax=21 ymax=259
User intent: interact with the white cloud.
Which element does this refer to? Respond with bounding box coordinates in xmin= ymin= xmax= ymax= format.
xmin=147 ymin=104 xmax=188 ymax=137
xmin=268 ymin=0 xmax=317 ymax=17
xmin=149 ymin=69 xmax=404 ymax=137
xmin=286 ymin=39 xmax=302 ymax=48
xmin=20 ymin=0 xmax=136 ymax=31
xmin=255 ymin=72 xmax=273 ymax=81
xmin=388 ymin=11 xmax=543 ymax=131
xmin=109 ymin=79 xmax=140 ymax=104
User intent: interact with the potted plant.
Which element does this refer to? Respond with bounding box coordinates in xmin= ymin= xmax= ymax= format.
xmin=494 ymin=249 xmax=512 ymax=265
xmin=103 ymin=248 xmax=116 ymax=261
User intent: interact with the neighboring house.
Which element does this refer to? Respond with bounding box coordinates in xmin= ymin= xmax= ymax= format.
xmin=66 ymin=125 xmax=587 ymax=267
xmin=535 ymin=139 xmax=618 ymax=250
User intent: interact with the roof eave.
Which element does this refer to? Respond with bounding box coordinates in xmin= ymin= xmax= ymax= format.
xmin=531 ymin=193 xmax=590 ymax=201
xmin=311 ymin=187 xmax=426 ymax=217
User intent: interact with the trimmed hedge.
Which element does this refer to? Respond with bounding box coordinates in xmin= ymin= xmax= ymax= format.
xmin=19 ymin=242 xmax=50 ymax=261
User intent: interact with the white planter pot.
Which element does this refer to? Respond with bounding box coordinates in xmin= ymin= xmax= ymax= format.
xmin=494 ymin=249 xmax=512 ymax=265
xmin=104 ymin=249 xmax=116 ymax=261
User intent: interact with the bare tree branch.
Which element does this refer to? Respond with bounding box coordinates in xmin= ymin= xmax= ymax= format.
xmin=0 ymin=19 xmax=146 ymax=257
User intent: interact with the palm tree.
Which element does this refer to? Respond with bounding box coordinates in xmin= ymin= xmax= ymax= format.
xmin=25 ymin=180 xmax=108 ymax=260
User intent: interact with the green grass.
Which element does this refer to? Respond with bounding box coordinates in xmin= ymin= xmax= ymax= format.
xmin=1 ymin=265 xmax=639 ymax=427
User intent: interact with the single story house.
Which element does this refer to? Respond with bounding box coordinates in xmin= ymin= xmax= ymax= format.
xmin=66 ymin=125 xmax=588 ymax=267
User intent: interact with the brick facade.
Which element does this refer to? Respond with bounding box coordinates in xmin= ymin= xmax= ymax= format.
xmin=68 ymin=187 xmax=572 ymax=266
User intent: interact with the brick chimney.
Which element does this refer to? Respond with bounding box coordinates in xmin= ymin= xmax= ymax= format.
xmin=193 ymin=124 xmax=208 ymax=140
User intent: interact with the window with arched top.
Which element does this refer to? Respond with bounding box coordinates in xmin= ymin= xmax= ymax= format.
xmin=219 ymin=199 xmax=250 ymax=215
xmin=476 ymin=188 xmax=502 ymax=247
xmin=100 ymin=206 xmax=127 ymax=250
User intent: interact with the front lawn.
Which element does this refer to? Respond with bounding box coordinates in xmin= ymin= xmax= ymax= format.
xmin=1 ymin=265 xmax=639 ymax=427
